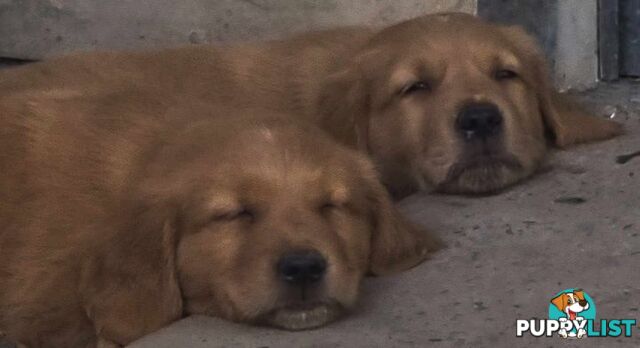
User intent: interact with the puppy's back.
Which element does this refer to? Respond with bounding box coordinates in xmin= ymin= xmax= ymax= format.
xmin=0 ymin=90 xmax=217 ymax=346
xmin=0 ymin=26 xmax=373 ymax=115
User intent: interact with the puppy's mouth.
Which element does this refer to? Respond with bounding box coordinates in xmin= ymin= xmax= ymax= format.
xmin=438 ymin=152 xmax=523 ymax=194
xmin=260 ymin=300 xmax=344 ymax=330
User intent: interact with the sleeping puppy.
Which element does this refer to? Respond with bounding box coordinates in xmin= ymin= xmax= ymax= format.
xmin=316 ymin=13 xmax=623 ymax=195
xmin=0 ymin=91 xmax=439 ymax=347
xmin=0 ymin=13 xmax=621 ymax=196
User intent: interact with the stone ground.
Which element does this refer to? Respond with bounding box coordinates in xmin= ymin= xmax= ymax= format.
xmin=1 ymin=80 xmax=639 ymax=347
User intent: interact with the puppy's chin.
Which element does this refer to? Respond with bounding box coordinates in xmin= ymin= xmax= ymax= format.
xmin=260 ymin=301 xmax=344 ymax=331
xmin=437 ymin=155 xmax=525 ymax=194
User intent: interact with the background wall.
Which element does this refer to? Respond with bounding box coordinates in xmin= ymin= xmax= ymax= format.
xmin=478 ymin=0 xmax=598 ymax=90
xmin=0 ymin=0 xmax=598 ymax=89
xmin=0 ymin=0 xmax=475 ymax=59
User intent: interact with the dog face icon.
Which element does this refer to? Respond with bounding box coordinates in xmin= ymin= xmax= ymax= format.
xmin=551 ymin=289 xmax=590 ymax=338
xmin=551 ymin=290 xmax=590 ymax=320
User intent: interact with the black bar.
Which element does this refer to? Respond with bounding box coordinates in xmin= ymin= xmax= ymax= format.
xmin=598 ymin=0 xmax=620 ymax=80
xmin=620 ymin=0 xmax=640 ymax=77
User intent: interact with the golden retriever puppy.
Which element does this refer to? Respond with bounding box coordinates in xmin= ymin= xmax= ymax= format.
xmin=0 ymin=13 xmax=621 ymax=196
xmin=317 ymin=13 xmax=623 ymax=195
xmin=0 ymin=91 xmax=440 ymax=347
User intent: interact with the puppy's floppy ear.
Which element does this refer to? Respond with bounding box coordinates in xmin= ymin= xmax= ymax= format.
xmin=361 ymin=160 xmax=442 ymax=276
xmin=80 ymin=202 xmax=183 ymax=345
xmin=573 ymin=290 xmax=586 ymax=301
xmin=551 ymin=293 xmax=568 ymax=312
xmin=317 ymin=58 xmax=370 ymax=152
xmin=502 ymin=26 xmax=622 ymax=148
xmin=540 ymin=91 xmax=622 ymax=148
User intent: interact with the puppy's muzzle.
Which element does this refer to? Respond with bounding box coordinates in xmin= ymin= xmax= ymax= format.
xmin=456 ymin=103 xmax=503 ymax=140
xmin=277 ymin=249 xmax=327 ymax=286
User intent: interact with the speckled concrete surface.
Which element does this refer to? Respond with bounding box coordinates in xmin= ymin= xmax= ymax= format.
xmin=127 ymin=81 xmax=640 ymax=347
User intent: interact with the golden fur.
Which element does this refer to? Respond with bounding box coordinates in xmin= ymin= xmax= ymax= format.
xmin=0 ymin=13 xmax=622 ymax=196
xmin=0 ymin=91 xmax=440 ymax=347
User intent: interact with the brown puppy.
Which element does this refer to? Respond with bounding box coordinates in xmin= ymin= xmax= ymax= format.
xmin=318 ymin=13 xmax=623 ymax=195
xmin=0 ymin=91 xmax=439 ymax=347
xmin=0 ymin=13 xmax=621 ymax=196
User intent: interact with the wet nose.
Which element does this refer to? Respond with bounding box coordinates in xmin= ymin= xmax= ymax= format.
xmin=579 ymin=299 xmax=588 ymax=307
xmin=277 ymin=250 xmax=327 ymax=285
xmin=456 ymin=103 xmax=503 ymax=140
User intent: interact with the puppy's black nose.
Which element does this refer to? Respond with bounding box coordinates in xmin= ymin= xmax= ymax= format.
xmin=579 ymin=299 xmax=588 ymax=307
xmin=277 ymin=250 xmax=327 ymax=285
xmin=456 ymin=103 xmax=503 ymax=139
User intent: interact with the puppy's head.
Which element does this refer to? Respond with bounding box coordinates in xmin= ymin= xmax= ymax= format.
xmin=551 ymin=290 xmax=589 ymax=314
xmin=115 ymin=115 xmax=439 ymax=333
xmin=319 ymin=13 xmax=622 ymax=196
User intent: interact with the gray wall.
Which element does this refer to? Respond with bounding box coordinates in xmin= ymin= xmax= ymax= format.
xmin=0 ymin=0 xmax=597 ymax=89
xmin=0 ymin=0 xmax=475 ymax=59
xmin=478 ymin=0 xmax=598 ymax=90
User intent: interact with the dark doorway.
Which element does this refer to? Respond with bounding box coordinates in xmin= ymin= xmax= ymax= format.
xmin=599 ymin=0 xmax=640 ymax=80
xmin=620 ymin=0 xmax=640 ymax=77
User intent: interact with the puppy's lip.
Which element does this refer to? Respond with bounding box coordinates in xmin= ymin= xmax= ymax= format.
xmin=435 ymin=152 xmax=524 ymax=194
xmin=464 ymin=153 xmax=521 ymax=168
xmin=447 ymin=153 xmax=523 ymax=181
xmin=261 ymin=300 xmax=345 ymax=331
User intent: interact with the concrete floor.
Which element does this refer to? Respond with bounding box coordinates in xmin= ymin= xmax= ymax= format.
xmin=129 ymin=81 xmax=640 ymax=347
xmin=1 ymin=81 xmax=639 ymax=347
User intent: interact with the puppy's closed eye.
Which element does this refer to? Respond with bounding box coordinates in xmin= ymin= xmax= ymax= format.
xmin=494 ymin=68 xmax=519 ymax=81
xmin=319 ymin=201 xmax=354 ymax=218
xmin=319 ymin=201 xmax=340 ymax=215
xmin=400 ymin=80 xmax=431 ymax=96
xmin=319 ymin=186 xmax=351 ymax=216
xmin=211 ymin=207 xmax=256 ymax=223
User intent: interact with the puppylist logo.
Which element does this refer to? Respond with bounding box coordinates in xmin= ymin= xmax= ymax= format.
xmin=516 ymin=288 xmax=637 ymax=339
